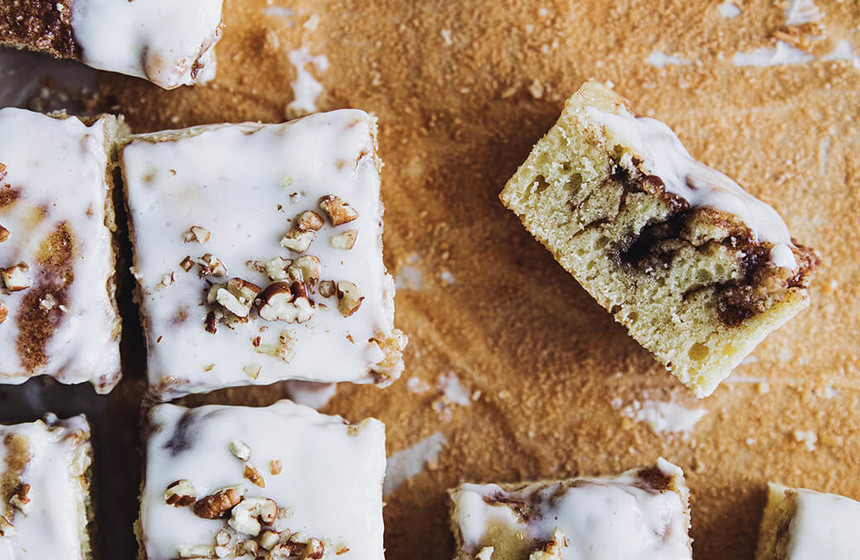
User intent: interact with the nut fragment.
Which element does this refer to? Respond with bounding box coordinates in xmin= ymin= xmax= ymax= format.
xmin=193 ymin=487 xmax=243 ymax=519
xmin=253 ymin=329 xmax=297 ymax=363
xmin=165 ymin=479 xmax=196 ymax=507
xmin=0 ymin=515 xmax=15 ymax=537
xmin=264 ymin=256 xmax=292 ymax=281
xmin=329 ymin=230 xmax=358 ymax=250
xmin=476 ymin=547 xmax=495 ymax=560
xmin=259 ymin=530 xmax=280 ymax=551
xmin=280 ymin=228 xmax=316 ymax=253
xmin=306 ymin=537 xmax=325 ymax=560
xmin=0 ymin=163 xmax=6 ymax=182
xmin=180 ymin=256 xmax=195 ymax=272
xmin=183 ymin=225 xmax=211 ymax=243
xmin=256 ymin=282 xmax=314 ymax=323
xmin=205 ymin=311 xmax=217 ymax=334
xmin=319 ymin=195 xmax=359 ymax=225
xmin=270 ymin=460 xmax=283 ymax=475
xmin=2 ymin=262 xmax=31 ymax=292
xmin=243 ymin=363 xmax=262 ymax=379
xmin=295 ymin=210 xmax=324 ymax=232
xmin=215 ymin=529 xmax=231 ymax=546
xmin=198 ymin=254 xmax=228 ymax=277
xmin=209 ymin=278 xmax=261 ymax=318
xmin=0 ymin=225 xmax=9 ymax=243
xmin=10 ymin=484 xmax=31 ymax=514
xmin=244 ymin=464 xmax=266 ymax=488
xmin=288 ymin=256 xmax=321 ymax=285
xmin=228 ymin=497 xmax=278 ymax=536
xmin=318 ymin=280 xmax=336 ymax=298
xmin=0 ymin=301 xmax=7 ymax=325
xmin=155 ymin=272 xmax=175 ymax=291
xmin=230 ymin=439 xmax=252 ymax=462
xmin=336 ymin=281 xmax=364 ymax=317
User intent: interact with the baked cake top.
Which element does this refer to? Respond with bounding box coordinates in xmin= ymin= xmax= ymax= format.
xmin=0 ymin=108 xmax=121 ymax=393
xmin=140 ymin=401 xmax=386 ymax=560
xmin=451 ymin=459 xmax=691 ymax=560
xmin=0 ymin=415 xmax=92 ymax=559
xmin=122 ymin=109 xmax=404 ymax=399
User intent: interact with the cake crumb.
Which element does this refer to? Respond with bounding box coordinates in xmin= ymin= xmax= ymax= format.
xmin=793 ymin=430 xmax=818 ymax=452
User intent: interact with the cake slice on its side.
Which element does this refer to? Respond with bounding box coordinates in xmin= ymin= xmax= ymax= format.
xmin=0 ymin=108 xmax=122 ymax=393
xmin=0 ymin=0 xmax=224 ymax=89
xmin=121 ymin=109 xmax=405 ymax=400
xmin=137 ymin=401 xmax=386 ymax=560
xmin=756 ymin=483 xmax=860 ymax=560
xmin=500 ymin=81 xmax=817 ymax=397
xmin=449 ymin=459 xmax=693 ymax=560
xmin=0 ymin=415 xmax=94 ymax=560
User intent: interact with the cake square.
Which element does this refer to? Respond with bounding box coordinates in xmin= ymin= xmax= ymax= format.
xmin=449 ymin=459 xmax=692 ymax=560
xmin=756 ymin=482 xmax=860 ymax=560
xmin=122 ymin=109 xmax=405 ymax=400
xmin=0 ymin=0 xmax=224 ymax=90
xmin=500 ymin=81 xmax=817 ymax=397
xmin=0 ymin=415 xmax=93 ymax=560
xmin=138 ymin=400 xmax=386 ymax=560
xmin=0 ymin=108 xmax=122 ymax=393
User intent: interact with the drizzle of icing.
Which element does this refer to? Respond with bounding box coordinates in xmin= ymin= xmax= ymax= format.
xmin=586 ymin=105 xmax=798 ymax=269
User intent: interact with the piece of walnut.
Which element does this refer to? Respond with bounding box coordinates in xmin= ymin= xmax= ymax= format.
xmin=319 ymin=196 xmax=359 ymax=226
xmin=164 ymin=479 xmax=196 ymax=507
xmin=193 ymin=487 xmax=243 ymax=519
xmin=336 ymin=281 xmax=364 ymax=317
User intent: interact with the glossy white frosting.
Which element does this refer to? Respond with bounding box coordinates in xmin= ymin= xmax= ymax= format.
xmin=0 ymin=415 xmax=92 ymax=560
xmin=452 ymin=459 xmax=692 ymax=560
xmin=70 ymin=0 xmax=224 ymax=89
xmin=140 ymin=401 xmax=386 ymax=560
xmin=778 ymin=485 xmax=860 ymax=559
xmin=0 ymin=109 xmax=120 ymax=392
xmin=586 ymin=105 xmax=798 ymax=269
xmin=123 ymin=109 xmax=400 ymax=399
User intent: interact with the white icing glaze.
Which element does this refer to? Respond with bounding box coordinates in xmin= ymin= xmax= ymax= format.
xmin=383 ymin=432 xmax=447 ymax=497
xmin=140 ymin=401 xmax=385 ymax=560
xmin=619 ymin=399 xmax=708 ymax=435
xmin=122 ymin=109 xmax=400 ymax=399
xmin=718 ymin=2 xmax=741 ymax=18
xmin=778 ymin=485 xmax=860 ymax=559
xmin=287 ymin=47 xmax=329 ymax=117
xmin=0 ymin=108 xmax=120 ymax=392
xmin=0 ymin=415 xmax=92 ymax=560
xmin=645 ymin=51 xmax=691 ymax=68
xmin=586 ymin=105 xmax=798 ymax=268
xmin=784 ymin=0 xmax=821 ymax=27
xmin=452 ymin=459 xmax=691 ymax=560
xmin=70 ymin=0 xmax=224 ymax=89
xmin=733 ymin=41 xmax=815 ymax=67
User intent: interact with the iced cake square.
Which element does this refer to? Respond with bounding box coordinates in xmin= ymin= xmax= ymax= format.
xmin=0 ymin=415 xmax=93 ymax=560
xmin=500 ymin=81 xmax=817 ymax=397
xmin=0 ymin=108 xmax=121 ymax=393
xmin=122 ymin=109 xmax=405 ymax=400
xmin=0 ymin=0 xmax=224 ymax=89
xmin=449 ymin=459 xmax=692 ymax=560
xmin=756 ymin=482 xmax=860 ymax=560
xmin=138 ymin=400 xmax=386 ymax=560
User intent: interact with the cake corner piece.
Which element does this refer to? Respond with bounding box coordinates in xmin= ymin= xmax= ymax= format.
xmin=449 ymin=458 xmax=692 ymax=560
xmin=755 ymin=482 xmax=860 ymax=560
xmin=0 ymin=414 xmax=94 ymax=560
xmin=500 ymin=80 xmax=817 ymax=397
